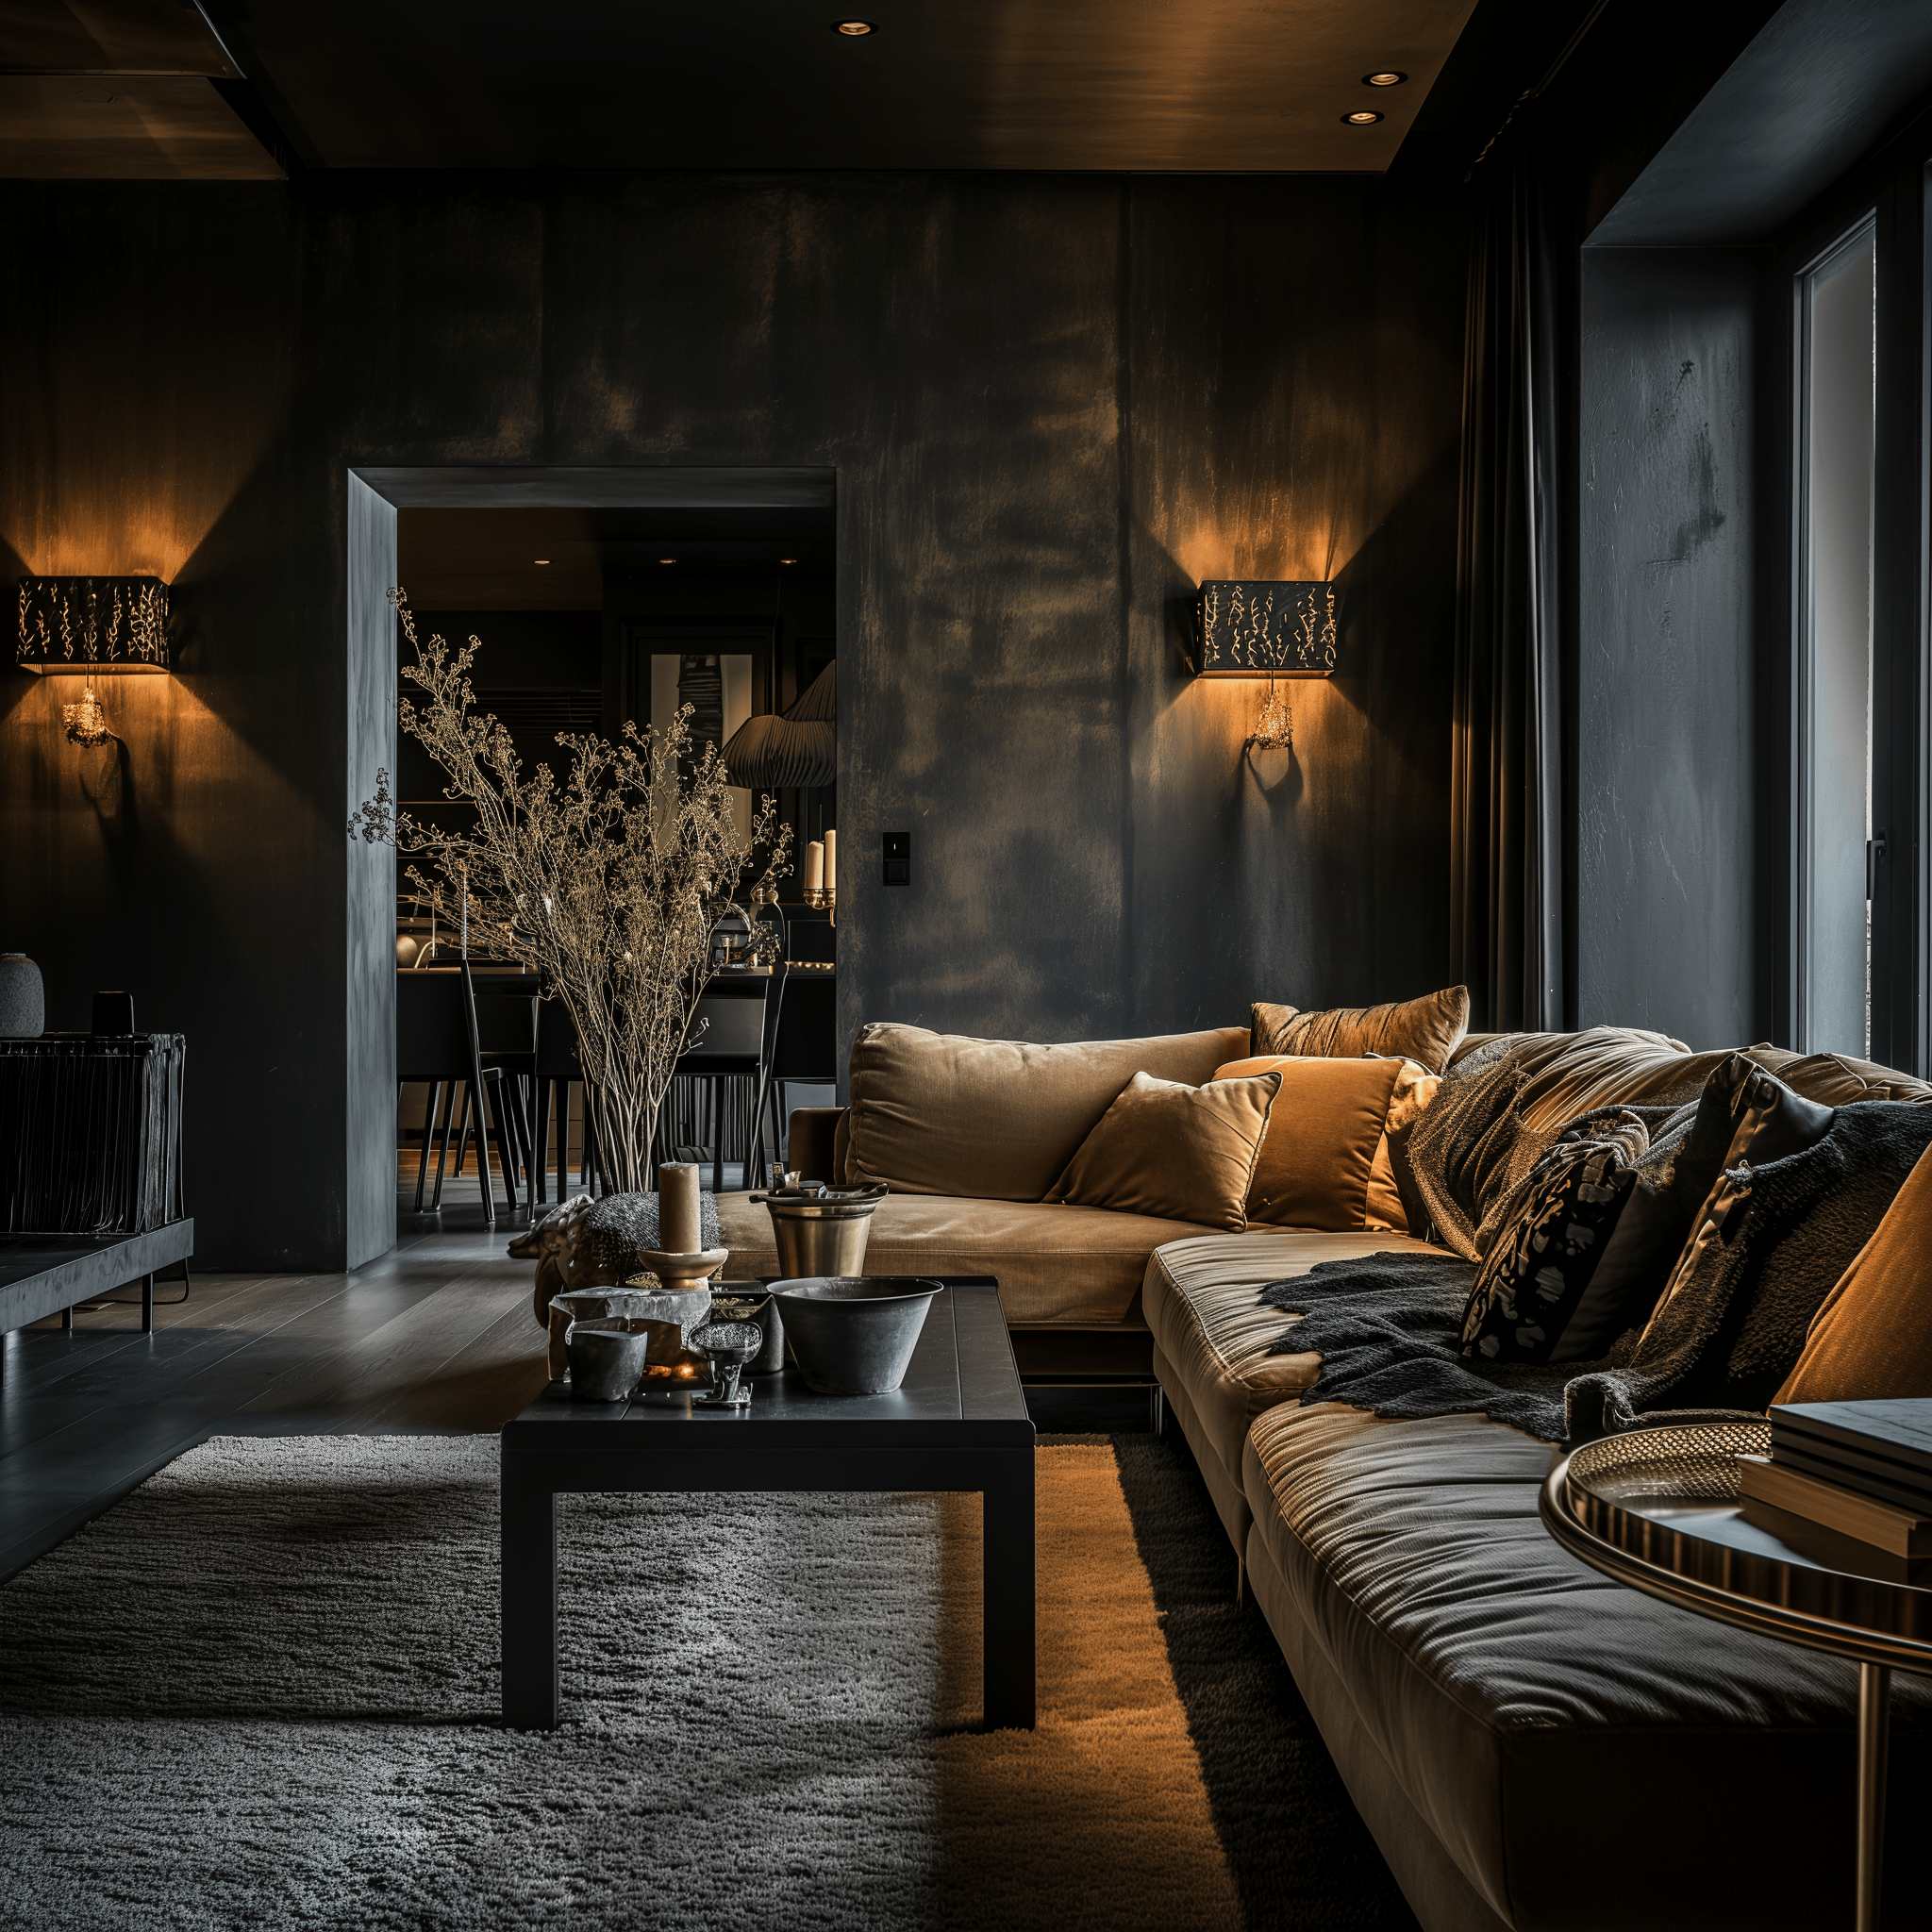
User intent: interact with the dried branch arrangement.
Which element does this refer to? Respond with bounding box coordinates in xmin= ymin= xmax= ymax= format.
xmin=349 ymin=591 xmax=791 ymax=1193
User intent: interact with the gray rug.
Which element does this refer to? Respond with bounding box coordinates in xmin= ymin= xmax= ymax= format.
xmin=0 ymin=1434 xmax=1280 ymax=1932
xmin=0 ymin=1436 xmax=962 ymax=1931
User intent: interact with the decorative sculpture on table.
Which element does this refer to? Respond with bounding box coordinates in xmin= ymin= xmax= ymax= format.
xmin=508 ymin=1182 xmax=726 ymax=1325
xmin=349 ymin=591 xmax=792 ymax=1200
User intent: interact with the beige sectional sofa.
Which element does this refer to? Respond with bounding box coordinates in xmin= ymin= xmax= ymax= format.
xmin=716 ymin=1017 xmax=1932 ymax=1931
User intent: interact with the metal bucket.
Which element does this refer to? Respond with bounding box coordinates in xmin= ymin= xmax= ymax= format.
xmin=758 ymin=1194 xmax=882 ymax=1277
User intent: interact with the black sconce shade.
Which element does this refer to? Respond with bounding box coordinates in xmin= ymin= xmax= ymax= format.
xmin=16 ymin=575 xmax=170 ymax=674
xmin=1191 ymin=580 xmax=1337 ymax=676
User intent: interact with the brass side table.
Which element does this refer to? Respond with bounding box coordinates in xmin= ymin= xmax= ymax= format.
xmin=1541 ymin=1421 xmax=1932 ymax=1932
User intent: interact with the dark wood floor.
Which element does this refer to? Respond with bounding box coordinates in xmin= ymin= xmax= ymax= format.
xmin=0 ymin=1188 xmax=547 ymax=1584
xmin=2 ymin=1163 xmax=1157 ymax=1585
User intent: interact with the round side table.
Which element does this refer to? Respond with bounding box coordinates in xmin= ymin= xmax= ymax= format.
xmin=1541 ymin=1420 xmax=1932 ymax=1932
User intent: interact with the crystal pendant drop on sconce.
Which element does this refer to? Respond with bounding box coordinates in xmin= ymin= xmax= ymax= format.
xmin=1243 ymin=675 xmax=1294 ymax=753
xmin=62 ymin=681 xmax=112 ymax=746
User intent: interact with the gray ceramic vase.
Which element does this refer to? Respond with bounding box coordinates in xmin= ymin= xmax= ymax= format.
xmin=770 ymin=1277 xmax=941 ymax=1395
xmin=0 ymin=955 xmax=44 ymax=1039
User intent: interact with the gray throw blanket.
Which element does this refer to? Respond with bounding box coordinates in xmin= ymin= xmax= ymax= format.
xmin=1262 ymin=1102 xmax=1932 ymax=1444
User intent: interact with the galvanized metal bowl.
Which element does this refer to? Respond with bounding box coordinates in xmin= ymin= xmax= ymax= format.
xmin=768 ymin=1276 xmax=941 ymax=1395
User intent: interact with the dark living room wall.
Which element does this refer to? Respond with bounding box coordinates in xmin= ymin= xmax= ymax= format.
xmin=0 ymin=170 xmax=1465 ymax=1270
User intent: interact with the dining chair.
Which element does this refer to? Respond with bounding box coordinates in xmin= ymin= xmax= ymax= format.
xmin=531 ymin=995 xmax=596 ymax=1205
xmin=766 ymin=904 xmax=833 ymax=1168
xmin=667 ymin=943 xmax=788 ymax=1191
xmin=395 ymin=961 xmax=518 ymax=1225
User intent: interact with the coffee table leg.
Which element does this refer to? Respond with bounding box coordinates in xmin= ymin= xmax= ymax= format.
xmin=1857 ymin=1660 xmax=1890 ymax=1932
xmin=502 ymin=1464 xmax=558 ymax=1729
xmin=982 ymin=1448 xmax=1035 ymax=1731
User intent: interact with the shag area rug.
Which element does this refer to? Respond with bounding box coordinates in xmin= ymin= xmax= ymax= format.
xmin=0 ymin=1434 xmax=1416 ymax=1932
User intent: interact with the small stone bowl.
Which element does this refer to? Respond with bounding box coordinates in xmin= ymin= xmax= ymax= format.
xmin=768 ymin=1277 xmax=942 ymax=1395
xmin=565 ymin=1317 xmax=651 ymax=1403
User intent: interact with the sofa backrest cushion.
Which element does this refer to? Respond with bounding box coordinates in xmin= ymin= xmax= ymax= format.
xmin=845 ymin=1021 xmax=1249 ymax=1201
xmin=1212 ymin=1053 xmax=1403 ymax=1230
xmin=1251 ymin=985 xmax=1470 ymax=1074
xmin=1744 ymin=1047 xmax=1932 ymax=1105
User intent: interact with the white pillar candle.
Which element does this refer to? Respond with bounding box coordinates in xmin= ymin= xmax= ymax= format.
xmin=658 ymin=1161 xmax=702 ymax=1256
xmin=824 ymin=828 xmax=837 ymax=892
xmin=805 ymin=841 xmax=824 ymax=892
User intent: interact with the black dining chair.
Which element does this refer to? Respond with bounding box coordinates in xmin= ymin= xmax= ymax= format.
xmin=765 ymin=904 xmax=834 ymax=1169
xmin=460 ymin=980 xmax=539 ymax=1202
xmin=396 ymin=961 xmax=519 ymax=1225
xmin=667 ymin=921 xmax=789 ymax=1191
xmin=530 ymin=995 xmax=596 ymax=1205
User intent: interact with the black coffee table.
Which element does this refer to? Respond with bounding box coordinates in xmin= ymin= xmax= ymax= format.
xmin=501 ymin=1278 xmax=1036 ymax=1730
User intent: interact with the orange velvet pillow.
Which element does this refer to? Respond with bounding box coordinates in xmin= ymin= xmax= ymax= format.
xmin=1776 ymin=1141 xmax=1932 ymax=1404
xmin=1212 ymin=1054 xmax=1403 ymax=1231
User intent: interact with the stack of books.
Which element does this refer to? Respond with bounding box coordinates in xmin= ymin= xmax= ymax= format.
xmin=1738 ymin=1399 xmax=1932 ymax=1559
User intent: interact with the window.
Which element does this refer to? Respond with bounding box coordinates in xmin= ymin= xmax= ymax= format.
xmin=1793 ymin=218 xmax=1877 ymax=1057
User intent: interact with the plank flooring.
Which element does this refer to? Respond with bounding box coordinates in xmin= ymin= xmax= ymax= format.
xmin=1 ymin=1162 xmax=1155 ymax=1585
xmin=0 ymin=1191 xmax=545 ymax=1583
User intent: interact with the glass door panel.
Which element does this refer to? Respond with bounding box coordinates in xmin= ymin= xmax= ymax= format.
xmin=1796 ymin=221 xmax=1877 ymax=1055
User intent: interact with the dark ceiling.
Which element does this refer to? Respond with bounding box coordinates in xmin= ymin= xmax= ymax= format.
xmin=398 ymin=508 xmax=838 ymax=610
xmin=4 ymin=0 xmax=1480 ymax=175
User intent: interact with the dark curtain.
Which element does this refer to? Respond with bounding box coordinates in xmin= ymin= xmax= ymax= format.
xmin=1452 ymin=116 xmax=1566 ymax=1033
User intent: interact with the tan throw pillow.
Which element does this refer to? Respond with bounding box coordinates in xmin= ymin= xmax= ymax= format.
xmin=1251 ymin=986 xmax=1471 ymax=1074
xmin=1050 ymin=1070 xmax=1281 ymax=1232
xmin=1211 ymin=1055 xmax=1400 ymax=1230
xmin=1776 ymin=1142 xmax=1932 ymax=1404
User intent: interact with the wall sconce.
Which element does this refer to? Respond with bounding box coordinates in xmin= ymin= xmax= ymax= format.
xmin=1191 ymin=580 xmax=1337 ymax=676
xmin=1191 ymin=580 xmax=1337 ymax=757
xmin=17 ymin=575 xmax=171 ymax=675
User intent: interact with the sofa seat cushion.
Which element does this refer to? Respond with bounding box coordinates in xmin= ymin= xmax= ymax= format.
xmin=1144 ymin=1230 xmax=1436 ymax=1506
xmin=1241 ymin=1401 xmax=1932 ymax=1930
xmin=715 ymin=1191 xmax=1219 ymax=1326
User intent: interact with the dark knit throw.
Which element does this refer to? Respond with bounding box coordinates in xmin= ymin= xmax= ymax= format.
xmin=1258 ymin=1250 xmax=1595 ymax=1442
xmin=1262 ymin=1102 xmax=1932 ymax=1444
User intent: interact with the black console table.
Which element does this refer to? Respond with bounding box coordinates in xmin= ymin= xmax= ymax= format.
xmin=0 ymin=1220 xmax=195 ymax=1335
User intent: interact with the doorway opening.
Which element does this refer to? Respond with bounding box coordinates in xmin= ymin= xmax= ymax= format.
xmin=345 ymin=467 xmax=839 ymax=1263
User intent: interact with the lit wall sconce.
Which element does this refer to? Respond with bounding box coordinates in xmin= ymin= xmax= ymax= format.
xmin=1191 ymin=580 xmax=1337 ymax=677
xmin=16 ymin=575 xmax=171 ymax=675
xmin=1191 ymin=579 xmax=1337 ymax=756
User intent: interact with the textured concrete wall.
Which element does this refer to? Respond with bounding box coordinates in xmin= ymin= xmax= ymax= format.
xmin=1576 ymin=247 xmax=1760 ymax=1048
xmin=0 ymin=172 xmax=1465 ymax=1266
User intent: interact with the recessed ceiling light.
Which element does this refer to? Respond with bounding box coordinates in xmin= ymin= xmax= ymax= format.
xmin=533 ymin=558 xmax=550 ymax=565
xmin=1362 ymin=71 xmax=1407 ymax=87
xmin=1343 ymin=110 xmax=1384 ymax=126
xmin=780 ymin=557 xmax=799 ymax=564
xmin=832 ymin=19 xmax=875 ymax=34
xmin=658 ymin=558 xmax=677 ymax=564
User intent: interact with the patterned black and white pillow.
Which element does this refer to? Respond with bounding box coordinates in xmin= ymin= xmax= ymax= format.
xmin=1457 ymin=1110 xmax=1650 ymax=1365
